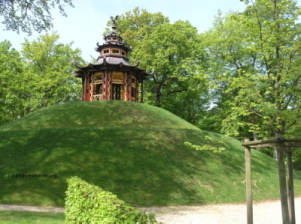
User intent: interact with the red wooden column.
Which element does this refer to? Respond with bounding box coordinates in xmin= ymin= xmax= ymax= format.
xmin=140 ymin=78 xmax=144 ymax=103
xmin=81 ymin=77 xmax=84 ymax=101
xmin=102 ymin=71 xmax=108 ymax=100
xmin=133 ymin=77 xmax=138 ymax=102
xmin=127 ymin=72 xmax=132 ymax=101
xmin=122 ymin=72 xmax=127 ymax=101
xmin=89 ymin=73 xmax=94 ymax=101
xmin=107 ymin=71 xmax=113 ymax=100
xmin=84 ymin=74 xmax=92 ymax=101
xmin=122 ymin=72 xmax=132 ymax=101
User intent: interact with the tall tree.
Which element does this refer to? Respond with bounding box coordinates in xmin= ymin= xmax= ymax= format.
xmin=0 ymin=40 xmax=25 ymax=125
xmin=105 ymin=9 xmax=209 ymax=124
xmin=130 ymin=20 xmax=209 ymax=123
xmin=200 ymin=11 xmax=255 ymax=135
xmin=0 ymin=0 xmax=74 ymax=35
xmin=204 ymin=0 xmax=301 ymax=139
xmin=105 ymin=7 xmax=169 ymax=48
xmin=20 ymin=32 xmax=84 ymax=113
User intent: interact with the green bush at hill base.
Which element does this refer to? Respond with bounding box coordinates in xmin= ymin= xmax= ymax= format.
xmin=65 ymin=176 xmax=158 ymax=224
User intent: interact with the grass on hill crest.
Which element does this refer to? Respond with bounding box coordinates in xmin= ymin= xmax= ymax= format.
xmin=0 ymin=101 xmax=198 ymax=131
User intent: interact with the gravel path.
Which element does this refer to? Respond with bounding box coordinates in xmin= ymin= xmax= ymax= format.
xmin=140 ymin=197 xmax=301 ymax=224
xmin=0 ymin=197 xmax=300 ymax=224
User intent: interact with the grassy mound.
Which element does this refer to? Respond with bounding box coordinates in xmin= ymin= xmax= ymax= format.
xmin=0 ymin=101 xmax=300 ymax=207
xmin=0 ymin=101 xmax=198 ymax=131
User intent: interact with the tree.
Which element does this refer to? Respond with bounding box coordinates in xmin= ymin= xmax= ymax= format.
xmin=0 ymin=40 xmax=25 ymax=125
xmin=105 ymin=7 xmax=169 ymax=48
xmin=203 ymin=0 xmax=301 ymax=139
xmin=200 ymin=11 xmax=253 ymax=135
xmin=0 ymin=0 xmax=74 ymax=35
xmin=130 ymin=21 xmax=209 ymax=123
xmin=20 ymin=32 xmax=84 ymax=112
xmin=105 ymin=9 xmax=209 ymax=124
xmin=198 ymin=11 xmax=257 ymax=135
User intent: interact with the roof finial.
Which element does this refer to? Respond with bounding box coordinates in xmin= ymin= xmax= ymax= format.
xmin=110 ymin=15 xmax=119 ymax=31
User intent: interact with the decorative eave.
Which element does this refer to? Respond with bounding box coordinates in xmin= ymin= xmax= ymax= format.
xmin=74 ymin=58 xmax=151 ymax=81
xmin=95 ymin=41 xmax=131 ymax=53
xmin=104 ymin=31 xmax=119 ymax=39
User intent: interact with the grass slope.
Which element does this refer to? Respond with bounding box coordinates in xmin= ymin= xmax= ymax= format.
xmin=0 ymin=101 xmax=300 ymax=207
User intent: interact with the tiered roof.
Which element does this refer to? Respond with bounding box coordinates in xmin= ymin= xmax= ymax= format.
xmin=74 ymin=25 xmax=151 ymax=81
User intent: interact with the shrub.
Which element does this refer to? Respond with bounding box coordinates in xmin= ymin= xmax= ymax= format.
xmin=65 ymin=176 xmax=158 ymax=223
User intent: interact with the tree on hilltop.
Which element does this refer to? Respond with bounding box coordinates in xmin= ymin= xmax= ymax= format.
xmin=105 ymin=8 xmax=209 ymax=125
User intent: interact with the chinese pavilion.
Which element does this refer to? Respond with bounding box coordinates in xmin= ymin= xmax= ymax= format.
xmin=74 ymin=19 xmax=150 ymax=102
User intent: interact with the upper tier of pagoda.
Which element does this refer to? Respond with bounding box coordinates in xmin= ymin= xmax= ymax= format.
xmin=73 ymin=18 xmax=151 ymax=102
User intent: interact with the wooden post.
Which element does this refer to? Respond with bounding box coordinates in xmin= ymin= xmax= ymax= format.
xmin=127 ymin=72 xmax=132 ymax=101
xmin=140 ymin=81 xmax=144 ymax=103
xmin=82 ymin=75 xmax=86 ymax=101
xmin=275 ymin=133 xmax=290 ymax=224
xmin=102 ymin=71 xmax=108 ymax=100
xmin=286 ymin=147 xmax=295 ymax=224
xmin=244 ymin=138 xmax=253 ymax=224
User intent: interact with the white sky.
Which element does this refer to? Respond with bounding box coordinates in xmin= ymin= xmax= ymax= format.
xmin=0 ymin=0 xmax=300 ymax=61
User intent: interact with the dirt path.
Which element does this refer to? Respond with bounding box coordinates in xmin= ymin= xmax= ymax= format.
xmin=0 ymin=197 xmax=300 ymax=224
xmin=140 ymin=197 xmax=301 ymax=224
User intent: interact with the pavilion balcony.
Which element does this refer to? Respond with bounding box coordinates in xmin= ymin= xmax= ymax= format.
xmin=93 ymin=94 xmax=102 ymax=101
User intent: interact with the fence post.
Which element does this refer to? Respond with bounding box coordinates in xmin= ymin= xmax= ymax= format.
xmin=244 ymin=138 xmax=253 ymax=224
xmin=286 ymin=146 xmax=295 ymax=224
xmin=275 ymin=133 xmax=290 ymax=224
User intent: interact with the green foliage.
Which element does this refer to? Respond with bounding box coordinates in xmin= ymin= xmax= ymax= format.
xmin=105 ymin=9 xmax=209 ymax=124
xmin=131 ymin=20 xmax=207 ymax=105
xmin=184 ymin=136 xmax=226 ymax=153
xmin=106 ymin=7 xmax=169 ymax=49
xmin=203 ymin=0 xmax=301 ymax=138
xmin=0 ymin=0 xmax=74 ymax=35
xmin=65 ymin=176 xmax=158 ymax=224
xmin=0 ymin=33 xmax=84 ymax=126
xmin=0 ymin=40 xmax=24 ymax=125
xmin=21 ymin=32 xmax=84 ymax=109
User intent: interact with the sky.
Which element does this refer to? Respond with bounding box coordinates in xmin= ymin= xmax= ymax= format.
xmin=0 ymin=0 xmax=300 ymax=61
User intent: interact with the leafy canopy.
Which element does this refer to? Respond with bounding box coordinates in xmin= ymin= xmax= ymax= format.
xmin=21 ymin=32 xmax=84 ymax=110
xmin=0 ymin=32 xmax=84 ymax=125
xmin=0 ymin=0 xmax=74 ymax=35
xmin=203 ymin=0 xmax=301 ymax=138
xmin=105 ymin=8 xmax=209 ymax=124
xmin=0 ymin=40 xmax=24 ymax=125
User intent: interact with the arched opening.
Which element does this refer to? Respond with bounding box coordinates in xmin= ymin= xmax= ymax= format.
xmin=112 ymin=72 xmax=123 ymax=101
xmin=93 ymin=72 xmax=103 ymax=101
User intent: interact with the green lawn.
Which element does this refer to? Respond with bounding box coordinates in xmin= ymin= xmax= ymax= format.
xmin=0 ymin=101 xmax=300 ymax=207
xmin=0 ymin=210 xmax=64 ymax=223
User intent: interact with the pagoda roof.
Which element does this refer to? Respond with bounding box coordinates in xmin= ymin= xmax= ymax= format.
xmin=74 ymin=55 xmax=151 ymax=80
xmin=95 ymin=41 xmax=131 ymax=53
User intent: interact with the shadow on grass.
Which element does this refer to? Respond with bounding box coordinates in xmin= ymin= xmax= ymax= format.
xmin=0 ymin=126 xmax=295 ymax=207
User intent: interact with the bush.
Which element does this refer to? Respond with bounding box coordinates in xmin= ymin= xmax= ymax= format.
xmin=65 ymin=176 xmax=158 ymax=223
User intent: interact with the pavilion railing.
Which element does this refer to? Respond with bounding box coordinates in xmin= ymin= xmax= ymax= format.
xmin=93 ymin=94 xmax=102 ymax=101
